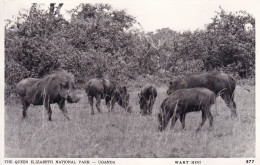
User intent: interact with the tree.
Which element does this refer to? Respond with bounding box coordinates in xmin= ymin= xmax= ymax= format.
xmin=62 ymin=3 xmax=138 ymax=82
xmin=5 ymin=4 xmax=255 ymax=99
xmin=5 ymin=3 xmax=68 ymax=96
xmin=204 ymin=7 xmax=255 ymax=77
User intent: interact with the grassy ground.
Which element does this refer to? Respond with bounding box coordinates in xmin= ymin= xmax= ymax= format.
xmin=5 ymin=85 xmax=255 ymax=158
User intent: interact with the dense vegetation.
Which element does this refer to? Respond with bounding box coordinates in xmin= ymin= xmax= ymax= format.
xmin=5 ymin=4 xmax=255 ymax=98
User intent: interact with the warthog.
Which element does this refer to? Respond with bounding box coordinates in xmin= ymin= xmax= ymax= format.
xmin=85 ymin=78 xmax=132 ymax=115
xmin=167 ymin=72 xmax=250 ymax=117
xmin=138 ymin=85 xmax=157 ymax=115
xmin=158 ymin=88 xmax=216 ymax=132
xmin=16 ymin=71 xmax=80 ymax=121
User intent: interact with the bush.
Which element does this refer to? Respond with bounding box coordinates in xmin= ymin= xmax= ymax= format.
xmin=5 ymin=4 xmax=255 ymax=99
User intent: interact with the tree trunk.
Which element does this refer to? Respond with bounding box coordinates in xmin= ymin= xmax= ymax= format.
xmin=49 ymin=3 xmax=56 ymax=18
xmin=54 ymin=3 xmax=63 ymax=15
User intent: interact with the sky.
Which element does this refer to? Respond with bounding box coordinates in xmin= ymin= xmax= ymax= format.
xmin=1 ymin=0 xmax=259 ymax=32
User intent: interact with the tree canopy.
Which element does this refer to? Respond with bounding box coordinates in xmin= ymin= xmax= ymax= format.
xmin=5 ymin=4 xmax=255 ymax=97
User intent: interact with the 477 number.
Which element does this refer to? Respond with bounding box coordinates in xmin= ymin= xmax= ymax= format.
xmin=246 ymin=160 xmax=254 ymax=163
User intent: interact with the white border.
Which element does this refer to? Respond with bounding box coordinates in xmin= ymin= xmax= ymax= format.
xmin=0 ymin=0 xmax=259 ymax=164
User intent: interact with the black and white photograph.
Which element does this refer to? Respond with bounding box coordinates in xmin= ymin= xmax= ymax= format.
xmin=0 ymin=0 xmax=258 ymax=164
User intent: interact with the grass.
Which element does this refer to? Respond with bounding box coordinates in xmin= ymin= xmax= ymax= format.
xmin=5 ymin=85 xmax=255 ymax=158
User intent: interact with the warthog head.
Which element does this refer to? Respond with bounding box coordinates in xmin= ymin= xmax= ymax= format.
xmin=138 ymin=94 xmax=149 ymax=115
xmin=57 ymin=72 xmax=81 ymax=103
xmin=67 ymin=91 xmax=81 ymax=103
xmin=167 ymin=76 xmax=185 ymax=95
xmin=158 ymin=112 xmax=171 ymax=131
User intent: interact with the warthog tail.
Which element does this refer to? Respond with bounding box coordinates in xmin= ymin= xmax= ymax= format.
xmin=228 ymin=75 xmax=251 ymax=92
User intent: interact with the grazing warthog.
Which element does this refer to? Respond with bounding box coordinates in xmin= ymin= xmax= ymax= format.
xmin=167 ymin=72 xmax=250 ymax=117
xmin=85 ymin=78 xmax=132 ymax=115
xmin=16 ymin=72 xmax=80 ymax=121
xmin=158 ymin=88 xmax=216 ymax=132
xmin=138 ymin=85 xmax=157 ymax=115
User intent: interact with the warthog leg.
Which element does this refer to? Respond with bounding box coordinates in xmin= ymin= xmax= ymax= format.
xmin=105 ymin=96 xmax=111 ymax=111
xmin=148 ymin=96 xmax=155 ymax=115
xmin=148 ymin=106 xmax=152 ymax=115
xmin=170 ymin=101 xmax=179 ymax=130
xmin=180 ymin=114 xmax=186 ymax=130
xmin=170 ymin=115 xmax=178 ymax=130
xmin=96 ymin=95 xmax=102 ymax=113
xmin=22 ymin=99 xmax=30 ymax=119
xmin=58 ymin=100 xmax=70 ymax=121
xmin=44 ymin=99 xmax=52 ymax=121
xmin=149 ymin=99 xmax=155 ymax=115
xmin=88 ymin=96 xmax=94 ymax=115
xmin=221 ymin=92 xmax=237 ymax=118
xmin=206 ymin=107 xmax=213 ymax=129
xmin=196 ymin=110 xmax=207 ymax=133
xmin=110 ymin=96 xmax=116 ymax=112
xmin=142 ymin=109 xmax=147 ymax=115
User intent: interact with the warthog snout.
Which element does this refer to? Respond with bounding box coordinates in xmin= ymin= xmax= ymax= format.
xmin=158 ymin=125 xmax=164 ymax=132
xmin=67 ymin=92 xmax=81 ymax=103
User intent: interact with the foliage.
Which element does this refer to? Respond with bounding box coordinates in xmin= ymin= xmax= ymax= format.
xmin=5 ymin=4 xmax=69 ymax=97
xmin=5 ymin=4 xmax=255 ymax=98
xmin=59 ymin=4 xmax=138 ymax=83
xmin=203 ymin=8 xmax=255 ymax=77
xmin=141 ymin=8 xmax=255 ymax=78
xmin=5 ymin=3 xmax=138 ymax=95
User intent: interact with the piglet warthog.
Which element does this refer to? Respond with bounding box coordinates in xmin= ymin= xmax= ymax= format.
xmin=138 ymin=85 xmax=157 ymax=115
xmin=85 ymin=78 xmax=132 ymax=115
xmin=158 ymin=87 xmax=216 ymax=132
